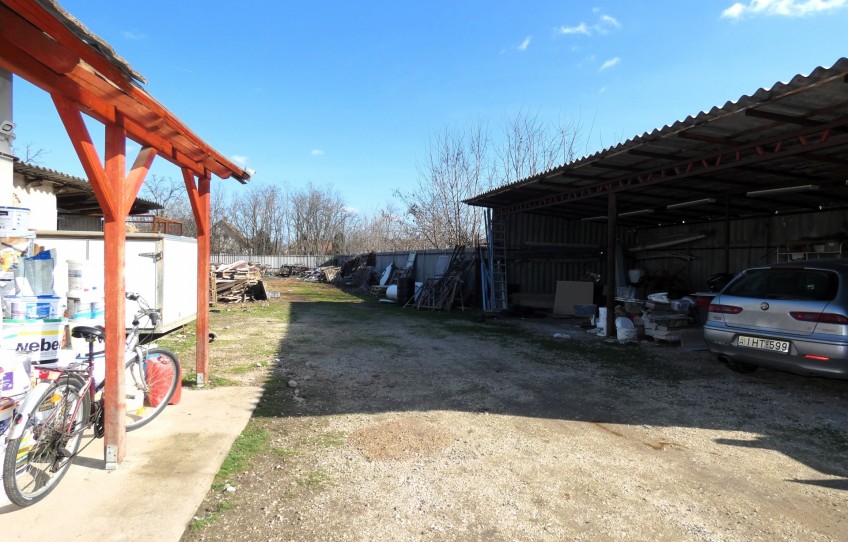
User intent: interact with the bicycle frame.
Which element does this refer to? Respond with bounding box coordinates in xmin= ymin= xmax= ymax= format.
xmin=8 ymin=366 xmax=93 ymax=441
xmin=9 ymin=293 xmax=160 ymax=440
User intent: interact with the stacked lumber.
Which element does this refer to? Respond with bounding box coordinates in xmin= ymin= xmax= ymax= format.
xmin=211 ymin=260 xmax=263 ymax=303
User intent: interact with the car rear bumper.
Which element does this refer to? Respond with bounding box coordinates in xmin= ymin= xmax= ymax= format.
xmin=704 ymin=325 xmax=848 ymax=378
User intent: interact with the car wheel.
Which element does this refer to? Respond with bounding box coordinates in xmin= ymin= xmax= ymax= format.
xmin=725 ymin=359 xmax=759 ymax=374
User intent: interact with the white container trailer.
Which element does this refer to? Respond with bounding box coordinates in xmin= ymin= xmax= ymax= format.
xmin=33 ymin=231 xmax=197 ymax=334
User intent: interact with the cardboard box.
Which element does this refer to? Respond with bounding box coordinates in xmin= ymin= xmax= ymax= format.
xmin=553 ymin=281 xmax=594 ymax=316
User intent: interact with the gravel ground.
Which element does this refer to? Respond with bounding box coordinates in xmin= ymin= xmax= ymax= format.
xmin=182 ymin=279 xmax=848 ymax=541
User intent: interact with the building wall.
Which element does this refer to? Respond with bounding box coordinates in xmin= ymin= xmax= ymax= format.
xmin=629 ymin=208 xmax=848 ymax=291
xmin=498 ymin=212 xmax=608 ymax=296
xmin=498 ymin=208 xmax=848 ymax=297
xmin=12 ymin=173 xmax=57 ymax=230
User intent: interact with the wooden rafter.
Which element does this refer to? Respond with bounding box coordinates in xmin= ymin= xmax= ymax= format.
xmin=0 ymin=1 xmax=249 ymax=182
xmin=1 ymin=0 xmax=252 ymax=466
xmin=498 ymin=119 xmax=848 ymax=215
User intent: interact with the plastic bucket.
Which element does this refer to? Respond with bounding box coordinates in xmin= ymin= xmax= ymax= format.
xmin=386 ymin=284 xmax=398 ymax=301
xmin=596 ymin=307 xmax=608 ymax=335
xmin=2 ymin=319 xmax=66 ymax=361
xmin=67 ymin=260 xmax=104 ymax=297
xmin=4 ymin=295 xmax=62 ymax=320
xmin=0 ymin=351 xmax=33 ymax=398
xmin=66 ymin=296 xmax=105 ymax=320
xmin=616 ymin=316 xmax=637 ymax=342
xmin=0 ymin=206 xmax=30 ymax=233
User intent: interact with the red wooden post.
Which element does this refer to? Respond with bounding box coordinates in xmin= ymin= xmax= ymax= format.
xmin=183 ymin=169 xmax=212 ymax=386
xmin=102 ymin=122 xmax=128 ymax=466
xmin=53 ymin=97 xmax=154 ymax=467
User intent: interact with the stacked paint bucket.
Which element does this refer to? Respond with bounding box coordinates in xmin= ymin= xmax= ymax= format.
xmin=0 ymin=206 xmax=68 ymax=374
xmin=66 ymin=260 xmax=105 ymax=353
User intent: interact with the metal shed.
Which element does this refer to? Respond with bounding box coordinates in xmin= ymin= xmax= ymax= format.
xmin=466 ymin=58 xmax=848 ymax=332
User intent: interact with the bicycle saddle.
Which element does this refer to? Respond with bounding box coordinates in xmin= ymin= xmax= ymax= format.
xmin=71 ymin=325 xmax=105 ymax=342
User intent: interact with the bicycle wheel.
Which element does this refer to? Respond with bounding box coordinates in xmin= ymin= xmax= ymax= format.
xmin=2 ymin=377 xmax=90 ymax=507
xmin=125 ymin=347 xmax=180 ymax=431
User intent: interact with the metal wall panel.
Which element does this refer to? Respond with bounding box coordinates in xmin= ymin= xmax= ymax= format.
xmin=500 ymin=213 xmax=608 ymax=295
xmin=619 ymin=209 xmax=848 ymax=291
xmin=211 ymin=254 xmax=326 ymax=268
xmin=495 ymin=208 xmax=848 ymax=297
xmin=374 ymin=248 xmax=477 ymax=285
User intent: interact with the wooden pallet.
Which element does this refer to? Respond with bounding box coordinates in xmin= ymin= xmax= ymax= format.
xmin=369 ymin=285 xmax=389 ymax=297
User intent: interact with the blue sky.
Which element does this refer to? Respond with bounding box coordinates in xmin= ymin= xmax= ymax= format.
xmin=10 ymin=0 xmax=848 ymax=214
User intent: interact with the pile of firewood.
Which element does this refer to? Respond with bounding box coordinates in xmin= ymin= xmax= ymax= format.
xmin=210 ymin=260 xmax=263 ymax=303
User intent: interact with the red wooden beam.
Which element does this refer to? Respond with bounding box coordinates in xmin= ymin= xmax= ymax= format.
xmin=0 ymin=1 xmax=248 ymax=182
xmin=124 ymin=146 xmax=157 ymax=211
xmin=52 ymin=95 xmax=117 ymax=218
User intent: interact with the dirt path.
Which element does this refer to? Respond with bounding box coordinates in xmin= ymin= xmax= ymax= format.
xmin=183 ymin=279 xmax=848 ymax=541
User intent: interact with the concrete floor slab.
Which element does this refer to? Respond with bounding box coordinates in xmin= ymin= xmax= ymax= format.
xmin=0 ymin=385 xmax=262 ymax=541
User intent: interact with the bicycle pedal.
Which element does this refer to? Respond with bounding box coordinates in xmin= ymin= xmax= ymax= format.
xmin=94 ymin=410 xmax=105 ymax=438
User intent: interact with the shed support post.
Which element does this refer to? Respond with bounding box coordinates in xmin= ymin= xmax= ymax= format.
xmin=606 ymin=191 xmax=617 ymax=337
xmin=183 ymin=169 xmax=211 ymax=386
xmin=724 ymin=197 xmax=730 ymax=273
xmin=53 ymin=96 xmax=154 ymax=467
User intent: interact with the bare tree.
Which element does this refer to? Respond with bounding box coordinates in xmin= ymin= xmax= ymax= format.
xmin=225 ymin=184 xmax=289 ymax=254
xmin=290 ymin=183 xmax=351 ymax=257
xmin=343 ymin=202 xmax=418 ymax=253
xmin=496 ymin=109 xmax=584 ymax=184
xmin=395 ymin=122 xmax=491 ymax=249
xmin=139 ymin=174 xmax=186 ymax=217
xmin=13 ymin=142 xmax=49 ymax=165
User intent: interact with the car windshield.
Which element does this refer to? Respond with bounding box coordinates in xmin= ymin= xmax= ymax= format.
xmin=724 ymin=268 xmax=838 ymax=301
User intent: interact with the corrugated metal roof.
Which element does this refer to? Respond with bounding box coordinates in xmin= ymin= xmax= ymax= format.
xmin=466 ymin=57 xmax=848 ymax=229
xmin=14 ymin=161 xmax=162 ymax=215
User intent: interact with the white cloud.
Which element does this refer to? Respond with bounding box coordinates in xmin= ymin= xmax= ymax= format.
xmin=558 ymin=22 xmax=590 ymax=35
xmin=121 ymin=31 xmax=146 ymax=40
xmin=231 ymin=154 xmax=248 ymax=166
xmin=599 ymin=15 xmax=622 ymax=29
xmin=600 ymin=57 xmax=621 ymax=71
xmin=311 ymin=149 xmax=325 ymax=156
xmin=722 ymin=0 xmax=847 ymax=19
xmin=557 ymin=13 xmax=622 ymax=36
xmin=518 ymin=36 xmax=532 ymax=51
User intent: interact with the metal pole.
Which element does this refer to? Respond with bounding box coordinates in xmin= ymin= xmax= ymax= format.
xmin=606 ymin=191 xmax=617 ymax=337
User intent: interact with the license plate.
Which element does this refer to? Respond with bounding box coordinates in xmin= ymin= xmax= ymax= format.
xmin=736 ymin=335 xmax=790 ymax=353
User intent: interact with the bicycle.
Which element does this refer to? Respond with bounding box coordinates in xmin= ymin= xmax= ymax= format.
xmin=2 ymin=292 xmax=181 ymax=507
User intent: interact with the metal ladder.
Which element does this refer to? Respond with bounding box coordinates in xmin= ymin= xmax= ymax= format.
xmin=485 ymin=209 xmax=508 ymax=312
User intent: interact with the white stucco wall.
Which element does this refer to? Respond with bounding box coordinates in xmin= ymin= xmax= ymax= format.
xmin=11 ymin=173 xmax=58 ymax=230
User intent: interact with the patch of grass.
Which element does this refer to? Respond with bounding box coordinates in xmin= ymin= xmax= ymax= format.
xmin=297 ymin=468 xmax=332 ymax=489
xmin=212 ymin=425 xmax=271 ymax=490
xmin=271 ymin=447 xmax=299 ymax=459
xmin=229 ymin=362 xmax=263 ymax=375
xmin=298 ymin=431 xmax=346 ymax=448
xmin=181 ymin=370 xmax=239 ymax=389
xmin=284 ymin=281 xmax=364 ymax=303
xmin=188 ymin=499 xmax=237 ymax=532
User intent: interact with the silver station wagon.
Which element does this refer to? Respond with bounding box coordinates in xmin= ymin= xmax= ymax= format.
xmin=704 ymin=260 xmax=848 ymax=379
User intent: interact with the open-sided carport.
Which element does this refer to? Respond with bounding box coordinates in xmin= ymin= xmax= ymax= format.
xmin=0 ymin=0 xmax=251 ymax=466
xmin=466 ymin=58 xmax=848 ymax=335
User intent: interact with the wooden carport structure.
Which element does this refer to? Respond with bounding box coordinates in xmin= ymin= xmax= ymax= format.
xmin=466 ymin=58 xmax=848 ymax=336
xmin=0 ymin=0 xmax=251 ymax=466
